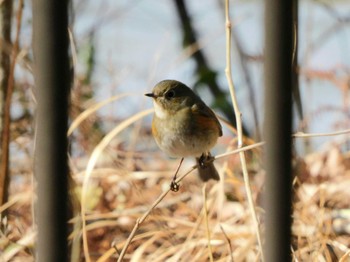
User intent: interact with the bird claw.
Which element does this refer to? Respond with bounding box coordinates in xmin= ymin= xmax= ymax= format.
xmin=170 ymin=180 xmax=180 ymax=192
xmin=199 ymin=154 xmax=214 ymax=168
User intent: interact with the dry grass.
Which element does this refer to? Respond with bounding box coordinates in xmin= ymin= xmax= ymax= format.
xmin=1 ymin=107 xmax=350 ymax=261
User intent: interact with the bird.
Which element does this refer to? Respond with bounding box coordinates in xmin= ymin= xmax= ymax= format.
xmin=145 ymin=80 xmax=222 ymax=183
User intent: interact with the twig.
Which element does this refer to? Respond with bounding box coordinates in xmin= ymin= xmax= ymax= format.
xmin=220 ymin=225 xmax=234 ymax=262
xmin=224 ymin=0 xmax=264 ymax=259
xmin=202 ymin=184 xmax=214 ymax=262
xmin=0 ymin=0 xmax=23 ymax=206
xmin=339 ymin=250 xmax=350 ymax=262
xmin=115 ymin=166 xmax=197 ymax=262
xmin=214 ymin=141 xmax=265 ymax=160
xmin=293 ymin=129 xmax=350 ymax=138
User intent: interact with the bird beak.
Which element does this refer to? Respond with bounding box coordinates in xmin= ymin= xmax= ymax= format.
xmin=145 ymin=93 xmax=155 ymax=98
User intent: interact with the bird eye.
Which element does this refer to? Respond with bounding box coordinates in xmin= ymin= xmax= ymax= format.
xmin=165 ymin=90 xmax=175 ymax=99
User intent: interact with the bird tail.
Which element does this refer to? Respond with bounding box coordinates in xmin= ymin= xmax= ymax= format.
xmin=196 ymin=156 xmax=220 ymax=182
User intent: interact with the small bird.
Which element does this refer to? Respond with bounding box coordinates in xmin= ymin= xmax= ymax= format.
xmin=145 ymin=80 xmax=222 ymax=182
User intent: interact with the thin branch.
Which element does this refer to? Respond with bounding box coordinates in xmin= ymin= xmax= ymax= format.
xmin=0 ymin=0 xmax=23 ymax=205
xmin=224 ymin=0 xmax=264 ymax=259
xmin=214 ymin=141 xmax=265 ymax=160
xmin=293 ymin=129 xmax=350 ymax=138
xmin=220 ymin=225 xmax=234 ymax=262
xmin=115 ymin=166 xmax=197 ymax=262
xmin=202 ymin=184 xmax=214 ymax=262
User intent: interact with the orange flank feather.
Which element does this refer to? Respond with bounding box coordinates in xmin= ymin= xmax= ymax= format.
xmin=151 ymin=119 xmax=158 ymax=138
xmin=192 ymin=105 xmax=222 ymax=137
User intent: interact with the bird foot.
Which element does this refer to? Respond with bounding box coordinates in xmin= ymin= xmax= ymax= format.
xmin=170 ymin=180 xmax=180 ymax=192
xmin=199 ymin=154 xmax=214 ymax=168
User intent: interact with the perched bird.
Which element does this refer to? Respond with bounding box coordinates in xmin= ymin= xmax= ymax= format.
xmin=145 ymin=80 xmax=222 ymax=182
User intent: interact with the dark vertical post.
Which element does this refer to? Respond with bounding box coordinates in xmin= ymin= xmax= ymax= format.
xmin=0 ymin=0 xmax=13 ymax=206
xmin=33 ymin=0 xmax=70 ymax=261
xmin=264 ymin=0 xmax=294 ymax=261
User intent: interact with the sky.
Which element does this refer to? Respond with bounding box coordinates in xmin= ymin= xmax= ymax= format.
xmin=52 ymin=0 xmax=350 ymax=152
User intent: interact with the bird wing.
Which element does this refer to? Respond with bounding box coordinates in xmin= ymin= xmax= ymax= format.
xmin=191 ymin=103 xmax=223 ymax=137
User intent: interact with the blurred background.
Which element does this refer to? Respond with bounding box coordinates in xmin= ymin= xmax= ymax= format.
xmin=70 ymin=0 xmax=350 ymax=145
xmin=1 ymin=0 xmax=350 ymax=260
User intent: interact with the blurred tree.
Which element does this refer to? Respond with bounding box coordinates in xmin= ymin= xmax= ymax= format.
xmin=0 ymin=0 xmax=13 ymax=206
xmin=173 ymin=0 xmax=248 ymax=135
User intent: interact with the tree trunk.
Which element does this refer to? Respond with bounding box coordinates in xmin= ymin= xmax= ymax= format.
xmin=0 ymin=0 xmax=13 ymax=205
